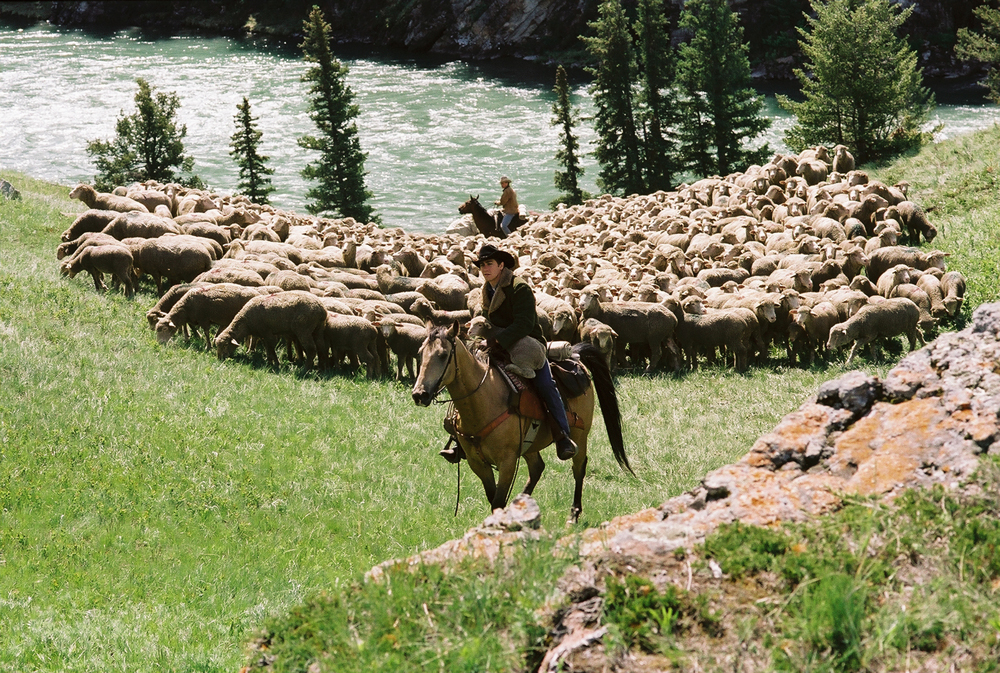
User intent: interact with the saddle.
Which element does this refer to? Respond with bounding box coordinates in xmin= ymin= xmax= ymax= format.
xmin=496 ymin=358 xmax=587 ymax=429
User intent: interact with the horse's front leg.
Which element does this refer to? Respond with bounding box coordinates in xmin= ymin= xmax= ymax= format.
xmin=491 ymin=453 xmax=520 ymax=512
xmin=464 ymin=444 xmax=497 ymax=505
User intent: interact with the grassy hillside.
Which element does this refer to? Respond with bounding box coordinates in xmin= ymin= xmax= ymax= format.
xmin=0 ymin=123 xmax=997 ymax=672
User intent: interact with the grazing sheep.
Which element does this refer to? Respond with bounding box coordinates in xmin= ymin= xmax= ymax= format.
xmin=215 ymin=291 xmax=327 ymax=368
xmin=321 ymin=313 xmax=379 ymax=377
xmin=875 ymin=263 xmax=912 ymax=298
xmin=125 ymin=188 xmax=173 ymax=213
xmin=60 ymin=242 xmax=136 ymax=297
xmin=61 ymin=209 xmax=121 ymax=242
xmin=410 ymin=295 xmax=471 ymax=327
xmin=155 ymin=283 xmax=267 ymax=348
xmin=826 ymin=297 xmax=924 ymax=365
xmin=56 ymin=232 xmax=121 ymax=260
xmin=101 ymin=211 xmax=182 ymax=240
xmin=916 ymin=272 xmax=948 ymax=319
xmin=69 ymin=184 xmax=149 ymax=213
xmin=579 ymin=289 xmax=677 ymax=373
xmin=940 ymin=271 xmax=966 ymax=317
xmin=192 ymin=265 xmax=265 ymax=287
xmin=885 ymin=201 xmax=937 ymax=244
xmin=379 ymin=318 xmax=427 ymax=380
xmin=146 ymin=282 xmax=210 ymax=331
xmin=129 ymin=236 xmax=214 ymax=294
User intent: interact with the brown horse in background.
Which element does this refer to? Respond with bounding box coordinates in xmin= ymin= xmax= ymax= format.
xmin=458 ymin=195 xmax=525 ymax=239
xmin=411 ymin=323 xmax=632 ymax=522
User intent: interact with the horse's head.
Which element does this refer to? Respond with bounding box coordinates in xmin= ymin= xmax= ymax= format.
xmin=458 ymin=195 xmax=480 ymax=215
xmin=411 ymin=322 xmax=460 ymax=406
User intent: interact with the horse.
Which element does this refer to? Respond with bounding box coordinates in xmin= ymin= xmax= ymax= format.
xmin=411 ymin=322 xmax=632 ymax=522
xmin=458 ymin=195 xmax=525 ymax=239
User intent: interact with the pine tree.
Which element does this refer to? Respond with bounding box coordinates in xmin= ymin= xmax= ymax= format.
xmin=550 ymin=65 xmax=587 ymax=207
xmin=583 ymin=0 xmax=644 ymax=196
xmin=956 ymin=4 xmax=1000 ymax=104
xmin=298 ymin=5 xmax=377 ymax=223
xmin=230 ymin=96 xmax=275 ymax=205
xmin=779 ymin=0 xmax=933 ymax=164
xmin=634 ymin=0 xmax=678 ymax=192
xmin=675 ymin=0 xmax=770 ymax=177
xmin=86 ymin=78 xmax=197 ymax=191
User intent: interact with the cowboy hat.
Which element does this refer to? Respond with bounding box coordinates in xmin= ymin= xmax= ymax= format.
xmin=473 ymin=244 xmax=517 ymax=268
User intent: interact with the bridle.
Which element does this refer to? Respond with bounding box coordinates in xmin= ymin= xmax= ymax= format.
xmin=427 ymin=331 xmax=490 ymax=405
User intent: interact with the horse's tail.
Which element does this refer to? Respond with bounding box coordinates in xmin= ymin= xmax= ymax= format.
xmin=572 ymin=342 xmax=633 ymax=476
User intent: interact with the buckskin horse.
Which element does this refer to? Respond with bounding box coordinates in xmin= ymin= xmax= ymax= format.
xmin=411 ymin=322 xmax=632 ymax=522
xmin=458 ymin=195 xmax=525 ymax=239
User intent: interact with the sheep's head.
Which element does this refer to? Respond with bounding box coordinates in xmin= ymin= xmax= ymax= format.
xmin=155 ymin=318 xmax=180 ymax=345
xmin=827 ymin=324 xmax=851 ymax=350
xmin=215 ymin=336 xmax=240 ymax=361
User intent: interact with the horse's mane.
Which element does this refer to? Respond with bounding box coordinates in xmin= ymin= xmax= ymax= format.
xmin=465 ymin=195 xmax=489 ymax=217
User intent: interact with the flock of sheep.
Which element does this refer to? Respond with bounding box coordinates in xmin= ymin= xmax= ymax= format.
xmin=55 ymin=142 xmax=966 ymax=378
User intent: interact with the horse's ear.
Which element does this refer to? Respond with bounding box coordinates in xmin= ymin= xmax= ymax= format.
xmin=448 ymin=320 xmax=460 ymax=337
xmin=474 ymin=194 xmax=479 ymax=200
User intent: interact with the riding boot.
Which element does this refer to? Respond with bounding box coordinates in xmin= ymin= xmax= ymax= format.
xmin=533 ymin=360 xmax=578 ymax=460
xmin=439 ymin=436 xmax=466 ymax=464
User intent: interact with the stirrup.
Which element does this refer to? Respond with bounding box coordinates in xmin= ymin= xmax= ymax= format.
xmin=555 ymin=436 xmax=578 ymax=461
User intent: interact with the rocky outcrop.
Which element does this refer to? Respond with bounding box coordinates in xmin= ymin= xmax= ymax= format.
xmin=365 ymin=300 xmax=1000 ymax=667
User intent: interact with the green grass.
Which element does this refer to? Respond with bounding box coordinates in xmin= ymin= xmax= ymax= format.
xmin=1 ymin=123 xmax=998 ymax=672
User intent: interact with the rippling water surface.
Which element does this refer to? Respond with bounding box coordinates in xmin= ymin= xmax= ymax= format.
xmin=2 ymin=23 xmax=998 ymax=233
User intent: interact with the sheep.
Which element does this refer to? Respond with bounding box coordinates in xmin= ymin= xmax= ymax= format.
xmin=875 ymin=263 xmax=912 ymax=298
xmin=916 ymin=272 xmax=948 ymax=319
xmin=940 ymin=271 xmax=966 ymax=317
xmin=890 ymin=283 xmax=937 ymax=335
xmin=61 ymin=209 xmax=121 ymax=242
xmin=101 ymin=211 xmax=182 ymax=240
xmin=416 ymin=273 xmax=471 ymax=312
xmin=60 ymin=242 xmax=136 ymax=297
xmin=264 ymin=269 xmax=316 ymax=292
xmin=826 ymin=297 xmax=925 ymax=365
xmin=409 ymin=296 xmax=471 ymax=327
xmin=866 ymin=246 xmax=948 ymax=283
xmin=832 ymin=145 xmax=855 ymax=174
xmin=670 ymin=297 xmax=755 ymax=371
xmin=215 ymin=290 xmax=327 ymax=368
xmin=578 ymin=318 xmax=618 ymax=369
xmin=129 ymin=236 xmax=214 ymax=294
xmin=180 ymin=221 xmax=233 ymax=247
xmin=578 ymin=289 xmax=677 ymax=374
xmin=125 ymin=188 xmax=173 ymax=213
xmin=375 ymin=264 xmax=423 ymax=295
xmin=155 ymin=283 xmax=268 ymax=348
xmin=885 ymin=201 xmax=937 ymax=244
xmin=796 ymin=159 xmax=829 ymax=186
xmin=379 ymin=318 xmax=426 ymax=380
xmin=535 ymin=292 xmax=578 ymax=342
xmin=320 ymin=313 xmax=379 ymax=377
xmin=192 ymin=265 xmax=266 ymax=287
xmin=145 ymin=282 xmax=210 ymax=330
xmin=56 ymin=232 xmax=121 ymax=260
xmin=789 ymin=301 xmax=839 ymax=365
xmin=69 ymin=184 xmax=149 ymax=213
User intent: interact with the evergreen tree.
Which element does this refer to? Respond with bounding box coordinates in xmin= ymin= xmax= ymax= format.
xmin=298 ymin=5 xmax=377 ymax=223
xmin=675 ymin=0 xmax=770 ymax=178
xmin=550 ymin=65 xmax=587 ymax=207
xmin=583 ymin=0 xmax=644 ymax=196
xmin=634 ymin=0 xmax=678 ymax=192
xmin=956 ymin=4 xmax=1000 ymax=104
xmin=229 ymin=96 xmax=275 ymax=205
xmin=86 ymin=78 xmax=197 ymax=191
xmin=779 ymin=0 xmax=933 ymax=164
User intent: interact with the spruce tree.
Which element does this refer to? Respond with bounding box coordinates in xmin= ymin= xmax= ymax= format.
xmin=675 ymin=0 xmax=770 ymax=177
xmin=86 ymin=78 xmax=197 ymax=191
xmin=298 ymin=5 xmax=377 ymax=223
xmin=635 ymin=0 xmax=678 ymax=192
xmin=550 ymin=65 xmax=587 ymax=207
xmin=583 ymin=0 xmax=644 ymax=196
xmin=230 ymin=96 xmax=275 ymax=205
xmin=779 ymin=0 xmax=933 ymax=164
xmin=956 ymin=4 xmax=1000 ymax=104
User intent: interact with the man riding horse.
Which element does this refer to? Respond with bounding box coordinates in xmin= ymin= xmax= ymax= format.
xmin=440 ymin=244 xmax=578 ymax=462
xmin=495 ymin=176 xmax=519 ymax=237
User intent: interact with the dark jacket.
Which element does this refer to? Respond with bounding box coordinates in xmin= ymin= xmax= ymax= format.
xmin=482 ymin=267 xmax=545 ymax=351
